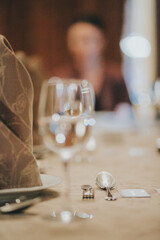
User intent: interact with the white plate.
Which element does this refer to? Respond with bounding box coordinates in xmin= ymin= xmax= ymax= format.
xmin=0 ymin=174 xmax=61 ymax=203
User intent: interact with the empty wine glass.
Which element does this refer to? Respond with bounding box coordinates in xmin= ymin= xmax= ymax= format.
xmin=39 ymin=77 xmax=95 ymax=223
xmin=129 ymin=87 xmax=156 ymax=157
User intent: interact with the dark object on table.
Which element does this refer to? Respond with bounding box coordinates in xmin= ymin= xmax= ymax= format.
xmin=157 ymin=138 xmax=160 ymax=153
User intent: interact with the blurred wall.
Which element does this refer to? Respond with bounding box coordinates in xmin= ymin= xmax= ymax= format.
xmin=0 ymin=0 xmax=125 ymax=75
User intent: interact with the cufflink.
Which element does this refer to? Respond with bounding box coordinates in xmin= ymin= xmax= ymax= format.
xmin=81 ymin=185 xmax=94 ymax=199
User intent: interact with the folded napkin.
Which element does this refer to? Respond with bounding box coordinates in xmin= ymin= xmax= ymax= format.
xmin=16 ymin=51 xmax=44 ymax=146
xmin=0 ymin=35 xmax=42 ymax=189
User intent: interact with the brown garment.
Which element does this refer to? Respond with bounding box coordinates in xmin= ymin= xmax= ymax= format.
xmin=0 ymin=35 xmax=42 ymax=189
xmin=50 ymin=62 xmax=130 ymax=111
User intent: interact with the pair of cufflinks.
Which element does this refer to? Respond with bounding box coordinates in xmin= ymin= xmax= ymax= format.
xmin=81 ymin=185 xmax=94 ymax=199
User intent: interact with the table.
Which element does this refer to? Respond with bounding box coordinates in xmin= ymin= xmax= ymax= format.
xmin=0 ymin=113 xmax=160 ymax=240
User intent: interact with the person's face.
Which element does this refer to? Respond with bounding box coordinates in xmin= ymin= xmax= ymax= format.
xmin=67 ymin=22 xmax=106 ymax=60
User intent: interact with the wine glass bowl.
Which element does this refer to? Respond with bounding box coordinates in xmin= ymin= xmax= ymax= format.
xmin=39 ymin=78 xmax=94 ymax=159
xmin=42 ymin=114 xmax=92 ymax=161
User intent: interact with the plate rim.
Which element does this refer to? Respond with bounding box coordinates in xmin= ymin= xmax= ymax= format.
xmin=0 ymin=174 xmax=61 ymax=195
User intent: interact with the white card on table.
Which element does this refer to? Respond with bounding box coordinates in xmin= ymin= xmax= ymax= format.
xmin=120 ymin=189 xmax=150 ymax=198
xmin=156 ymin=189 xmax=160 ymax=194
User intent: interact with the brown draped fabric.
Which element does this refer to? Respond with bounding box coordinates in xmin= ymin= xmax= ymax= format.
xmin=0 ymin=35 xmax=42 ymax=189
xmin=16 ymin=51 xmax=44 ymax=146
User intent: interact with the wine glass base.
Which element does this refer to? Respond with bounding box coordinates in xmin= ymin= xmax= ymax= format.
xmin=45 ymin=210 xmax=93 ymax=223
xmin=74 ymin=210 xmax=94 ymax=220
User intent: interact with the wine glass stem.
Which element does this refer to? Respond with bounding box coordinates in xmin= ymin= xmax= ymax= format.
xmin=62 ymin=160 xmax=70 ymax=210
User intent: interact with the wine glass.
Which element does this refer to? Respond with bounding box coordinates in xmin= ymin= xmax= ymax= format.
xmin=38 ymin=77 xmax=95 ymax=223
xmin=128 ymin=86 xmax=156 ymax=157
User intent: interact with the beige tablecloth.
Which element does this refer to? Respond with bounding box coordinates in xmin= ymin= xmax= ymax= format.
xmin=0 ymin=118 xmax=160 ymax=240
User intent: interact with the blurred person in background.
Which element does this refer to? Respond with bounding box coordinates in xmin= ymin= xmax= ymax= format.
xmin=51 ymin=14 xmax=131 ymax=112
